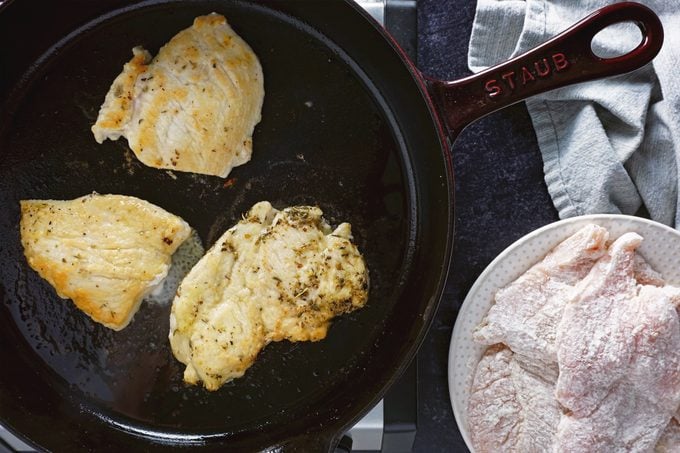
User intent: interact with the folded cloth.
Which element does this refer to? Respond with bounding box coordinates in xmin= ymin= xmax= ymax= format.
xmin=468 ymin=1 xmax=680 ymax=227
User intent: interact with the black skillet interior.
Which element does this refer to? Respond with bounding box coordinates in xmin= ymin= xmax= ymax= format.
xmin=0 ymin=0 xmax=451 ymax=450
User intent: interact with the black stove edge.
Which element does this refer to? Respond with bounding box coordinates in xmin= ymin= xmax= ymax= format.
xmin=386 ymin=0 xmax=417 ymax=61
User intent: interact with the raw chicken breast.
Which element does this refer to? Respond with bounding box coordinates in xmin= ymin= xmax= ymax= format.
xmin=92 ymin=13 xmax=264 ymax=178
xmin=468 ymin=225 xmax=680 ymax=453
xmin=20 ymin=194 xmax=191 ymax=330
xmin=634 ymin=253 xmax=665 ymax=286
xmin=556 ymin=233 xmax=643 ymax=416
xmin=474 ymin=224 xmax=609 ymax=370
xmin=169 ymin=201 xmax=369 ymax=390
xmin=555 ymin=236 xmax=680 ymax=452
xmin=468 ymin=345 xmax=561 ymax=453
xmin=657 ymin=419 xmax=680 ymax=452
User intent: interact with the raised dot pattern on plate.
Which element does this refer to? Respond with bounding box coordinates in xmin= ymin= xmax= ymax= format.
xmin=447 ymin=214 xmax=680 ymax=452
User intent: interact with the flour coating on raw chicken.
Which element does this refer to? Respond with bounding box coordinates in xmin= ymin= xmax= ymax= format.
xmin=468 ymin=224 xmax=680 ymax=452
xmin=555 ymin=235 xmax=680 ymax=452
xmin=468 ymin=345 xmax=561 ymax=453
xmin=473 ymin=224 xmax=609 ymax=372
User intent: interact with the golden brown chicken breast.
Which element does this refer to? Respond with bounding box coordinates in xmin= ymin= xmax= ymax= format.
xmin=20 ymin=193 xmax=191 ymax=330
xmin=169 ymin=201 xmax=369 ymax=390
xmin=92 ymin=13 xmax=264 ymax=178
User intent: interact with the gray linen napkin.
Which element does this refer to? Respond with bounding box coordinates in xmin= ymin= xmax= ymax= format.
xmin=467 ymin=0 xmax=680 ymax=227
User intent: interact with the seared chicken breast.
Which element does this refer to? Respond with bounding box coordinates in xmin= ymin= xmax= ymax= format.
xmin=169 ymin=201 xmax=369 ymax=390
xmin=92 ymin=13 xmax=264 ymax=178
xmin=20 ymin=194 xmax=191 ymax=330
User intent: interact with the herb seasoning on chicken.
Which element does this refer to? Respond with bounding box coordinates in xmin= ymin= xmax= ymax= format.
xmin=20 ymin=194 xmax=192 ymax=330
xmin=169 ymin=201 xmax=369 ymax=390
xmin=91 ymin=13 xmax=264 ymax=178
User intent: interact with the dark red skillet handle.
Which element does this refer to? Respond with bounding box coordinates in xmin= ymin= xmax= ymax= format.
xmin=426 ymin=1 xmax=664 ymax=136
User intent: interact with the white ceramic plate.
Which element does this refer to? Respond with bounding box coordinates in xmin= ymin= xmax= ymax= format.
xmin=447 ymin=214 xmax=680 ymax=451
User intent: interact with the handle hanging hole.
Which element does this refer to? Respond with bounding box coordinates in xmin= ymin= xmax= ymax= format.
xmin=591 ymin=21 xmax=644 ymax=59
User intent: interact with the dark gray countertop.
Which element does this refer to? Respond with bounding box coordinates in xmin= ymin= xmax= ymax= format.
xmin=414 ymin=0 xmax=559 ymax=451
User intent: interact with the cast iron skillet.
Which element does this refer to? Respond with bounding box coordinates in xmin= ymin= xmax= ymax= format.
xmin=0 ymin=1 xmax=663 ymax=451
